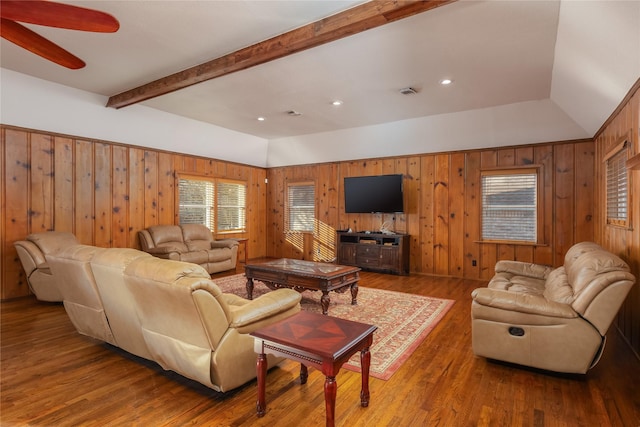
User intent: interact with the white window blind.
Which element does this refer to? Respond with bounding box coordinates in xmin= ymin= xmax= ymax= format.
xmin=217 ymin=181 xmax=246 ymax=232
xmin=606 ymin=142 xmax=628 ymax=226
xmin=287 ymin=183 xmax=315 ymax=232
xmin=179 ymin=178 xmax=215 ymax=230
xmin=481 ymin=171 xmax=537 ymax=242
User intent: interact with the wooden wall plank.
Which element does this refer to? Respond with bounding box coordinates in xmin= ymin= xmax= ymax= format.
xmin=433 ymin=154 xmax=450 ymax=276
xmin=74 ymin=140 xmax=94 ymax=244
xmin=111 ymin=145 xmax=129 ymax=248
xmin=464 ymin=152 xmax=481 ymax=278
xmin=3 ymin=129 xmax=30 ymax=299
xmin=157 ymin=153 xmax=175 ymax=225
xmin=94 ymin=143 xmax=112 ymax=247
xmin=420 ymin=155 xmax=435 ymax=274
xmin=405 ymin=157 xmax=421 ymax=272
xmin=553 ymin=144 xmax=575 ymax=265
xmin=534 ymin=145 xmax=554 ymax=265
xmin=143 ymin=151 xmax=158 ymax=228
xmin=449 ymin=153 xmax=465 ymax=277
xmin=575 ymin=141 xmax=595 ymax=244
xmin=29 ymin=133 xmax=54 ymax=233
xmin=128 ymin=148 xmax=145 ymax=248
xmin=54 ymin=137 xmax=74 ymax=232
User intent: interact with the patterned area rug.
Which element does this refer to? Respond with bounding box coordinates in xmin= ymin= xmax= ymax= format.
xmin=213 ymin=274 xmax=455 ymax=380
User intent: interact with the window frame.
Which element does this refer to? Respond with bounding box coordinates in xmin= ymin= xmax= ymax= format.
xmin=480 ymin=166 xmax=542 ymax=244
xmin=285 ymin=181 xmax=316 ymax=233
xmin=177 ymin=174 xmax=247 ymax=235
xmin=604 ymin=137 xmax=630 ymax=228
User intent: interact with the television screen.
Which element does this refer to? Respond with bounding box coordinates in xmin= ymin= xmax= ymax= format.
xmin=344 ymin=174 xmax=404 ymax=213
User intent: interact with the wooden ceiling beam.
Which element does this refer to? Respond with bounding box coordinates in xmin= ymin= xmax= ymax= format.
xmin=106 ymin=0 xmax=455 ymax=109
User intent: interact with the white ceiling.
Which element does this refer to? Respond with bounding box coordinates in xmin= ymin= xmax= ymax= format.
xmin=1 ymin=1 xmax=639 ymax=147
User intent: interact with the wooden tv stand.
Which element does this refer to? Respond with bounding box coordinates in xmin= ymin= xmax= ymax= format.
xmin=337 ymin=231 xmax=409 ymax=275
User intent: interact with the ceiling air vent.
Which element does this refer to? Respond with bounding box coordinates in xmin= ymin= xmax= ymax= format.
xmin=399 ymin=87 xmax=418 ymax=95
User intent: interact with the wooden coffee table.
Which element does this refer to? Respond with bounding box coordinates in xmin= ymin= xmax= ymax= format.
xmin=251 ymin=311 xmax=377 ymax=427
xmin=244 ymin=258 xmax=361 ymax=315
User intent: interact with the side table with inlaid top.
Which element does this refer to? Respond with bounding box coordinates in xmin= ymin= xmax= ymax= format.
xmin=251 ymin=311 xmax=377 ymax=427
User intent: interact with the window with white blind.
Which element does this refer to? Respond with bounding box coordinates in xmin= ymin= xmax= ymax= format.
xmin=217 ymin=180 xmax=246 ymax=232
xmin=481 ymin=169 xmax=538 ymax=242
xmin=605 ymin=140 xmax=629 ymax=227
xmin=286 ymin=182 xmax=315 ymax=232
xmin=178 ymin=177 xmax=246 ymax=233
xmin=179 ymin=178 xmax=215 ymax=230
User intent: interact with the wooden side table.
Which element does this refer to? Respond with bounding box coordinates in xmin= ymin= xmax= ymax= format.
xmin=231 ymin=238 xmax=248 ymax=263
xmin=251 ymin=311 xmax=377 ymax=427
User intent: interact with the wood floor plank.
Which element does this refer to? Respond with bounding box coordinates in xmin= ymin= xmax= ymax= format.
xmin=2 ymin=269 xmax=639 ymax=426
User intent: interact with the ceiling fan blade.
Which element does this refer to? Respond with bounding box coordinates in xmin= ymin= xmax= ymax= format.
xmin=0 ymin=0 xmax=119 ymax=33
xmin=1 ymin=18 xmax=85 ymax=69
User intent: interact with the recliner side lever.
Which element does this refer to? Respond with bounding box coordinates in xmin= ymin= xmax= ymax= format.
xmin=508 ymin=326 xmax=525 ymax=337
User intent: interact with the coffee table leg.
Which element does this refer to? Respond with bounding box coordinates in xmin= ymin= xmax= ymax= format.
xmin=350 ymin=282 xmax=359 ymax=305
xmin=256 ymin=352 xmax=267 ymax=417
xmin=300 ymin=363 xmax=308 ymax=384
xmin=360 ymin=347 xmax=371 ymax=407
xmin=324 ymin=375 xmax=337 ymax=427
xmin=246 ymin=277 xmax=254 ymax=300
xmin=320 ymin=291 xmax=330 ymax=315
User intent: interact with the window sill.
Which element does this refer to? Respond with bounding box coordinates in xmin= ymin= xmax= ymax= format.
xmin=474 ymin=240 xmax=547 ymax=247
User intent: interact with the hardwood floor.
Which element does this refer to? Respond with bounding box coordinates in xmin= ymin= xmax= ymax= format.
xmin=2 ymin=268 xmax=639 ymax=426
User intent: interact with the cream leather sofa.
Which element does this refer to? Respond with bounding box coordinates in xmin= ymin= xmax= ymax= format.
xmin=138 ymin=224 xmax=239 ymax=274
xmin=48 ymin=244 xmax=301 ymax=392
xmin=471 ymin=242 xmax=636 ymax=374
xmin=14 ymin=231 xmax=79 ymax=301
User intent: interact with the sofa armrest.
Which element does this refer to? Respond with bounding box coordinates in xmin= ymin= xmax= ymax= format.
xmin=471 ymin=287 xmax=577 ymax=318
xmin=228 ymin=289 xmax=301 ymax=332
xmin=211 ymin=239 xmax=239 ymax=249
xmin=14 ymin=240 xmax=46 ymax=274
xmin=494 ymin=260 xmax=552 ymax=280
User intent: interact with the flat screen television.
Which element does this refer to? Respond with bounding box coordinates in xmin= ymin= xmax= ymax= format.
xmin=344 ymin=174 xmax=404 ymax=213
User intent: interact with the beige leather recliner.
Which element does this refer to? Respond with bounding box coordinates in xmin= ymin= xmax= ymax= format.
xmin=138 ymin=224 xmax=239 ymax=274
xmin=14 ymin=231 xmax=79 ymax=301
xmin=124 ymin=256 xmax=301 ymax=392
xmin=471 ymin=242 xmax=635 ymax=374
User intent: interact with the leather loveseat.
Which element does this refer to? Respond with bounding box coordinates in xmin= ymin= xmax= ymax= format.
xmin=47 ymin=244 xmax=301 ymax=392
xmin=14 ymin=231 xmax=79 ymax=301
xmin=138 ymin=224 xmax=239 ymax=274
xmin=471 ymin=242 xmax=635 ymax=374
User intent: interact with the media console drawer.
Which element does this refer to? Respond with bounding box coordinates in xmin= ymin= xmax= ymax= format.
xmin=337 ymin=231 xmax=409 ymax=275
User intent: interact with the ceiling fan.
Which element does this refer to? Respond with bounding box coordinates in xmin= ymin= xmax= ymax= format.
xmin=0 ymin=0 xmax=119 ymax=69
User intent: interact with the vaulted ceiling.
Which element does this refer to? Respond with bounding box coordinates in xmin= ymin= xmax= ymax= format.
xmin=1 ymin=1 xmax=639 ymax=152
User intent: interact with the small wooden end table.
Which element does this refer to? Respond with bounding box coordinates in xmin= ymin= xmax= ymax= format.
xmin=251 ymin=311 xmax=377 ymax=427
xmin=244 ymin=258 xmax=361 ymax=315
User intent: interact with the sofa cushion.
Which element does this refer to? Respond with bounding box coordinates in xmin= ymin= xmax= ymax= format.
xmin=488 ymin=272 xmax=545 ymax=295
xmin=28 ymin=231 xmax=78 ymax=255
xmin=182 ymin=224 xmax=213 ymax=251
xmin=148 ymin=225 xmax=188 ymax=252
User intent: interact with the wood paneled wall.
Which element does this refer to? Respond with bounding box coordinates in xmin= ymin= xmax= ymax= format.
xmin=594 ymin=82 xmax=640 ymax=358
xmin=1 ymin=126 xmax=267 ymax=300
xmin=266 ymin=140 xmax=595 ymax=281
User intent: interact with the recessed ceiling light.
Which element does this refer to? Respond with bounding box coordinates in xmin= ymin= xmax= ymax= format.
xmin=332 ymin=100 xmax=343 ymax=106
xmin=440 ymin=79 xmax=453 ymax=85
xmin=257 ymin=117 xmax=265 ymax=121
